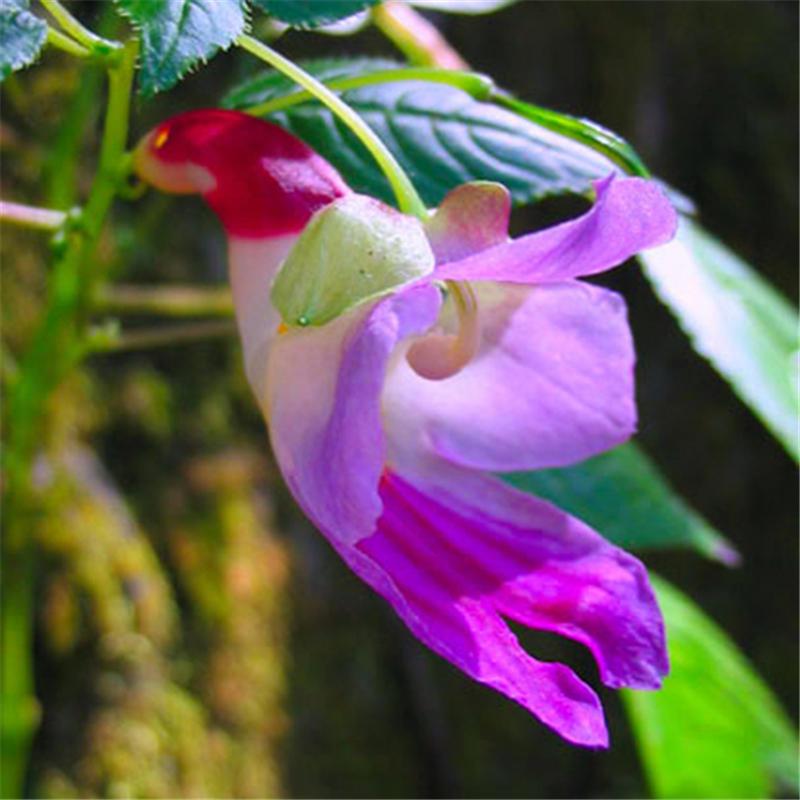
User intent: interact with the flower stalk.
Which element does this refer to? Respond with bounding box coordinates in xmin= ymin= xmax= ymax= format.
xmin=237 ymin=34 xmax=429 ymax=221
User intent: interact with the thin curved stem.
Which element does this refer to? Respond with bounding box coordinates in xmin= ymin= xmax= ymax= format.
xmin=372 ymin=1 xmax=468 ymax=69
xmin=237 ymin=34 xmax=428 ymax=221
xmin=46 ymin=26 xmax=91 ymax=58
xmin=40 ymin=0 xmax=121 ymax=58
xmin=243 ymin=67 xmax=494 ymax=117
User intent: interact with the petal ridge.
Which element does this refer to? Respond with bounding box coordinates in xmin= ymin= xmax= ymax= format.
xmin=433 ymin=176 xmax=678 ymax=284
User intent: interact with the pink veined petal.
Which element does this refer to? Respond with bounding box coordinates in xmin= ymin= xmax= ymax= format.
xmin=329 ymin=467 xmax=667 ymax=747
xmin=433 ymin=176 xmax=678 ymax=284
xmin=383 ymin=280 xmax=636 ymax=473
xmin=263 ymin=284 xmax=442 ymax=548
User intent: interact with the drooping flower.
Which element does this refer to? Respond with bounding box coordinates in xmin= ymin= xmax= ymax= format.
xmin=135 ymin=109 xmax=677 ymax=747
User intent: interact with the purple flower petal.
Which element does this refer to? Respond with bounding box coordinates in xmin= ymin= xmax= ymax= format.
xmin=384 ymin=281 xmax=636 ymax=472
xmin=329 ymin=467 xmax=667 ymax=747
xmin=230 ymin=234 xmax=300 ymax=394
xmin=434 ymin=176 xmax=678 ymax=284
xmin=263 ymin=284 xmax=441 ymax=547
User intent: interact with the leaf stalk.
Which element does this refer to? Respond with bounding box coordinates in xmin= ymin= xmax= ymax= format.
xmin=40 ymin=0 xmax=122 ymax=60
xmin=46 ymin=26 xmax=91 ymax=58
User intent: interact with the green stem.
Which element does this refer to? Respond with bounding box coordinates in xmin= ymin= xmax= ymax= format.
xmin=45 ymin=66 xmax=105 ymax=208
xmin=0 ymin=201 xmax=66 ymax=231
xmin=46 ymin=26 xmax=91 ymax=58
xmin=45 ymin=1 xmax=122 ymax=208
xmin=371 ymin=0 xmax=468 ymax=69
xmin=236 ymin=34 xmax=428 ymax=220
xmin=40 ymin=0 xmax=121 ymax=59
xmin=1 ymin=40 xmax=137 ymax=800
xmin=243 ymin=67 xmax=494 ymax=117
xmin=97 ymin=284 xmax=235 ymax=318
xmin=91 ymin=319 xmax=239 ymax=353
xmin=0 ymin=548 xmax=37 ymax=800
xmin=76 ymin=43 xmax=137 ymax=319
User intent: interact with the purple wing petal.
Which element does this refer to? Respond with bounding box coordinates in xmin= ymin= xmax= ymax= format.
xmin=384 ymin=281 xmax=636 ymax=473
xmin=332 ymin=467 xmax=667 ymax=747
xmin=434 ymin=176 xmax=677 ymax=284
xmin=264 ymin=284 xmax=441 ymax=547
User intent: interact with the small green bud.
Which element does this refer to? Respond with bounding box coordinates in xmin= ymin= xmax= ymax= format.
xmin=271 ymin=194 xmax=435 ymax=327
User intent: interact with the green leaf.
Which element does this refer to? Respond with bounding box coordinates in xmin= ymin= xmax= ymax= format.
xmin=252 ymin=0 xmax=380 ymax=28
xmin=225 ymin=58 xmax=617 ymax=206
xmin=0 ymin=0 xmax=46 ymax=82
xmin=114 ymin=0 xmax=246 ymax=95
xmin=639 ymin=217 xmax=800 ymax=461
xmin=505 ymin=443 xmax=737 ymax=562
xmin=624 ymin=576 xmax=799 ymax=799
xmin=223 ymin=56 xmax=401 ymax=108
xmin=492 ymin=92 xmax=650 ymax=180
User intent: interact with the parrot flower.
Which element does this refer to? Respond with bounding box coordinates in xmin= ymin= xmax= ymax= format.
xmin=134 ymin=109 xmax=677 ymax=747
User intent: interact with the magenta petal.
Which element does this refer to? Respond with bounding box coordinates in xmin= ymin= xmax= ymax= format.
xmin=384 ymin=281 xmax=636 ymax=473
xmin=434 ymin=176 xmax=678 ymax=284
xmin=330 ymin=468 xmax=667 ymax=747
xmin=265 ymin=284 xmax=441 ymax=547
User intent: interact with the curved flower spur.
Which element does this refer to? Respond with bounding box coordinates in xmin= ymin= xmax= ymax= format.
xmin=134 ymin=109 xmax=677 ymax=748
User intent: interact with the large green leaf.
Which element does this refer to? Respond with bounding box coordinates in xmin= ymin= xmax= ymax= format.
xmin=505 ymin=443 xmax=737 ymax=561
xmin=252 ymin=0 xmax=380 ymax=28
xmin=640 ymin=217 xmax=799 ymax=461
xmin=115 ymin=0 xmax=246 ymax=95
xmin=0 ymin=0 xmax=46 ymax=82
xmin=624 ymin=577 xmax=799 ymax=799
xmin=224 ymin=59 xmax=616 ymax=206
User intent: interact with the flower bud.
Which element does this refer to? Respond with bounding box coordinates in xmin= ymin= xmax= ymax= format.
xmin=272 ymin=194 xmax=435 ymax=327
